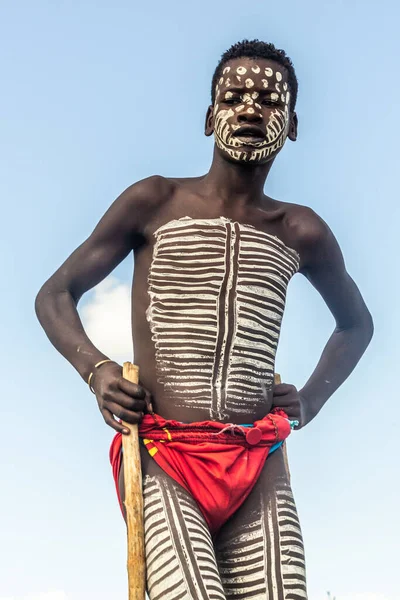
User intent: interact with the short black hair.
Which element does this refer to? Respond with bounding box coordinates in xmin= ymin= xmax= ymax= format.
xmin=211 ymin=39 xmax=298 ymax=111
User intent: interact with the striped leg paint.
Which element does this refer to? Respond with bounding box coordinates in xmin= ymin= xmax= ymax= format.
xmin=216 ymin=485 xmax=307 ymax=599
xmin=276 ymin=488 xmax=307 ymax=599
xmin=144 ymin=475 xmax=226 ymax=600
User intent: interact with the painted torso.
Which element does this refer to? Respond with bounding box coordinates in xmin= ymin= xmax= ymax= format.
xmin=132 ymin=212 xmax=299 ymax=423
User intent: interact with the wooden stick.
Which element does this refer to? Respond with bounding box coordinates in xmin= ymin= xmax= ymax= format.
xmin=122 ymin=362 xmax=146 ymax=600
xmin=274 ymin=373 xmax=291 ymax=483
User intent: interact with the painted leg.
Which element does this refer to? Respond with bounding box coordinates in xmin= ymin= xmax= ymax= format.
xmin=119 ymin=452 xmax=226 ymax=600
xmin=215 ymin=449 xmax=307 ymax=600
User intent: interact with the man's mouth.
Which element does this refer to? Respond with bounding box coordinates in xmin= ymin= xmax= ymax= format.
xmin=233 ymin=126 xmax=266 ymax=142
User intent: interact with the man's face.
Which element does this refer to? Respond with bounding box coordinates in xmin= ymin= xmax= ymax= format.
xmin=209 ymin=58 xmax=295 ymax=164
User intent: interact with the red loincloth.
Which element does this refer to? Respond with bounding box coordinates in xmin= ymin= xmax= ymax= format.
xmin=109 ymin=410 xmax=291 ymax=534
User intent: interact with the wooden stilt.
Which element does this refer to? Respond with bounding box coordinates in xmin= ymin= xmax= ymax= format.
xmin=122 ymin=362 xmax=146 ymax=600
xmin=274 ymin=373 xmax=291 ymax=483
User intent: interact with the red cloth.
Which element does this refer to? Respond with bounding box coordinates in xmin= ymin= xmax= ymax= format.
xmin=109 ymin=410 xmax=291 ymax=534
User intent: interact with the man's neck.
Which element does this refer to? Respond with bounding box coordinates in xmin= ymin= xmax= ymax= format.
xmin=201 ymin=148 xmax=275 ymax=208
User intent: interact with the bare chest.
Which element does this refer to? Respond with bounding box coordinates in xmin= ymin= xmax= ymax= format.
xmin=141 ymin=216 xmax=299 ymax=420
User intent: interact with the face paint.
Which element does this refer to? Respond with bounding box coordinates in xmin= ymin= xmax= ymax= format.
xmin=213 ymin=62 xmax=292 ymax=163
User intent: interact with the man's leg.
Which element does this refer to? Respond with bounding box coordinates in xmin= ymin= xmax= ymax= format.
xmin=119 ymin=449 xmax=226 ymax=600
xmin=215 ymin=448 xmax=307 ymax=600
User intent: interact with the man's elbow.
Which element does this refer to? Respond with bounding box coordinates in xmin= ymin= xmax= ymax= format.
xmin=35 ymin=282 xmax=52 ymax=320
xmin=363 ymin=310 xmax=374 ymax=345
xmin=337 ymin=307 xmax=374 ymax=347
xmin=350 ymin=308 xmax=374 ymax=348
xmin=34 ymin=279 xmax=71 ymax=320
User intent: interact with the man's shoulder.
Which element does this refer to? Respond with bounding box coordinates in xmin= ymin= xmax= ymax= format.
xmin=278 ymin=200 xmax=330 ymax=249
xmin=124 ymin=175 xmax=175 ymax=205
xmin=117 ymin=175 xmax=177 ymax=229
xmin=273 ymin=199 xmax=341 ymax=272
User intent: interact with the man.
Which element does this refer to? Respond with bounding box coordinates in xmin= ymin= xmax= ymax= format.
xmin=35 ymin=40 xmax=373 ymax=599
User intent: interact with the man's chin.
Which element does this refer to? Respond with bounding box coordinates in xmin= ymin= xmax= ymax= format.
xmin=219 ymin=146 xmax=275 ymax=166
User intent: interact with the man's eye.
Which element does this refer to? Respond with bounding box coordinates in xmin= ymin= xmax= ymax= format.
xmin=224 ymin=97 xmax=240 ymax=104
xmin=262 ymin=99 xmax=279 ymax=106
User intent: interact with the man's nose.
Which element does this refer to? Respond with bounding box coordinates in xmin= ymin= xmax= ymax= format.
xmin=237 ymin=111 xmax=263 ymax=124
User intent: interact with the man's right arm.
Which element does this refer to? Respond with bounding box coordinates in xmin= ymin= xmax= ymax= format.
xmin=35 ymin=175 xmax=168 ymax=384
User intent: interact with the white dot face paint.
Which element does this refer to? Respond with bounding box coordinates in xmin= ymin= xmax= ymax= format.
xmin=242 ymin=93 xmax=253 ymax=105
xmin=212 ymin=61 xmax=291 ymax=164
xmin=219 ymin=77 xmax=224 ymax=85
xmin=223 ymin=66 xmax=231 ymax=74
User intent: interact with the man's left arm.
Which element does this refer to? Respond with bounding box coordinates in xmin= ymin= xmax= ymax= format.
xmin=274 ymin=213 xmax=374 ymax=427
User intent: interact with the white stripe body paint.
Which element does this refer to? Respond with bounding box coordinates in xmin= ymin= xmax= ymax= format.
xmin=216 ymin=486 xmax=307 ymax=599
xmin=144 ymin=475 xmax=226 ymax=600
xmin=146 ymin=216 xmax=299 ymax=419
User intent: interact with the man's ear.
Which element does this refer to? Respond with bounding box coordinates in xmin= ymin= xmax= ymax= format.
xmin=205 ymin=105 xmax=214 ymax=137
xmin=288 ymin=112 xmax=298 ymax=142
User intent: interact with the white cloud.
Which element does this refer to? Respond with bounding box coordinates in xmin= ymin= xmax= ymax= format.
xmin=80 ymin=276 xmax=133 ymax=363
xmin=0 ymin=592 xmax=69 ymax=600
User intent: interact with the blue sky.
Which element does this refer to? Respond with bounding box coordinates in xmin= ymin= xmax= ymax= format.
xmin=1 ymin=1 xmax=398 ymax=599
